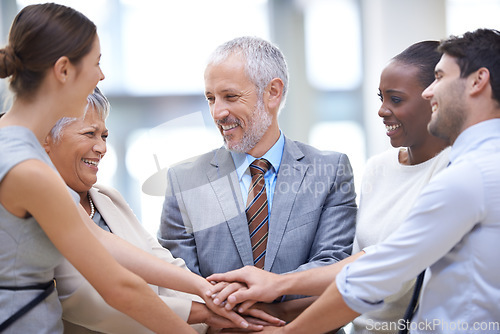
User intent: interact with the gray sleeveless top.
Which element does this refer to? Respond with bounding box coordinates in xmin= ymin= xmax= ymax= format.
xmin=0 ymin=126 xmax=79 ymax=334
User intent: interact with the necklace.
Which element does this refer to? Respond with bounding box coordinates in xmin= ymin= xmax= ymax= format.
xmin=87 ymin=192 xmax=95 ymax=219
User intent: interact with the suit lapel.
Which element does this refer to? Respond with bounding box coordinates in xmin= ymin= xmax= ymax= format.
xmin=89 ymin=187 xmax=127 ymax=236
xmin=265 ymin=138 xmax=306 ymax=271
xmin=207 ymin=148 xmax=254 ymax=266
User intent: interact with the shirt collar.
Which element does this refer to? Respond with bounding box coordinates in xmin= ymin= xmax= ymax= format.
xmin=232 ymin=130 xmax=285 ymax=181
xmin=450 ymin=118 xmax=500 ymax=163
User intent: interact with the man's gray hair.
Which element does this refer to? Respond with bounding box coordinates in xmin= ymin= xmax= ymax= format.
xmin=207 ymin=36 xmax=289 ymax=112
xmin=50 ymin=86 xmax=110 ymax=142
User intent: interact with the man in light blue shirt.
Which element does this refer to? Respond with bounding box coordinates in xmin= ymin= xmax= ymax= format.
xmin=204 ymin=29 xmax=500 ymax=333
xmin=158 ymin=36 xmax=357 ymax=287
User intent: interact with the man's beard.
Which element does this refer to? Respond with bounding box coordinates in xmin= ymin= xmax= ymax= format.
xmin=428 ymin=81 xmax=466 ymax=143
xmin=223 ymin=99 xmax=272 ymax=154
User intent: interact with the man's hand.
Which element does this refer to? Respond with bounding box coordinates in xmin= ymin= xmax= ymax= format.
xmin=209 ymin=282 xmax=250 ymax=307
xmin=207 ymin=266 xmax=284 ymax=311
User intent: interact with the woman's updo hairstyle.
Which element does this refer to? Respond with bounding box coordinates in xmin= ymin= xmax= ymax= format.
xmin=0 ymin=45 xmax=23 ymax=78
xmin=0 ymin=3 xmax=96 ymax=98
xmin=392 ymin=40 xmax=441 ymax=90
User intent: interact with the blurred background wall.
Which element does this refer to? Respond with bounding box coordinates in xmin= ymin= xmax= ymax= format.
xmin=1 ymin=0 xmax=500 ymax=236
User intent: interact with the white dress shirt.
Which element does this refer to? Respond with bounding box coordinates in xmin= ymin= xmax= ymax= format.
xmin=350 ymin=147 xmax=450 ymax=334
xmin=337 ymin=119 xmax=500 ymax=333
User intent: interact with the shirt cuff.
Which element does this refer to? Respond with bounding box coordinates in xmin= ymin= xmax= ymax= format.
xmin=335 ymin=263 xmax=384 ymax=314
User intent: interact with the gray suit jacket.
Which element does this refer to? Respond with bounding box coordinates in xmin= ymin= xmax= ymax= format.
xmin=158 ymin=137 xmax=357 ymax=278
xmin=56 ymin=185 xmax=207 ymax=334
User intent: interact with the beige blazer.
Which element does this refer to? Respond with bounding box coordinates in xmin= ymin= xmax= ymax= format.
xmin=55 ymin=184 xmax=207 ymax=334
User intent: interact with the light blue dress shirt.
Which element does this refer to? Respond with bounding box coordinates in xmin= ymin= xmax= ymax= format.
xmin=337 ymin=119 xmax=500 ymax=333
xmin=231 ymin=131 xmax=285 ymax=215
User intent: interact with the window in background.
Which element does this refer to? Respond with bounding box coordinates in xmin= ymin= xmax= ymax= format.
xmin=303 ymin=0 xmax=365 ymax=192
xmin=16 ymin=0 xmax=107 ymax=20
xmin=446 ymin=0 xmax=500 ymax=35
xmin=17 ymin=0 xmax=269 ymax=96
xmin=117 ymin=0 xmax=269 ymax=95
xmin=304 ymin=0 xmax=362 ymax=91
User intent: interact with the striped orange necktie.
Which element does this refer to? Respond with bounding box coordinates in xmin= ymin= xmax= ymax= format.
xmin=246 ymin=159 xmax=271 ymax=269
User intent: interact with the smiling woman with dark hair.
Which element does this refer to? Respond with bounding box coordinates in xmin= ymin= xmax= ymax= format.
xmin=349 ymin=40 xmax=450 ymax=334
